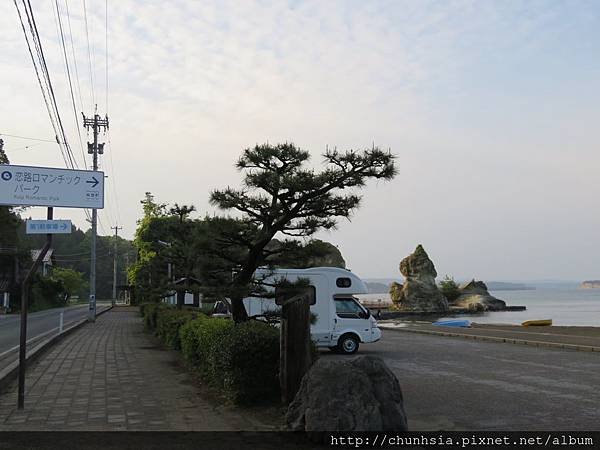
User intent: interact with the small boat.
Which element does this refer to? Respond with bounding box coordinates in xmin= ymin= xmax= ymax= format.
xmin=521 ymin=319 xmax=552 ymax=327
xmin=432 ymin=319 xmax=471 ymax=328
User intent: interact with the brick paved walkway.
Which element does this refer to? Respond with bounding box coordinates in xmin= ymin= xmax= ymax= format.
xmin=0 ymin=309 xmax=268 ymax=431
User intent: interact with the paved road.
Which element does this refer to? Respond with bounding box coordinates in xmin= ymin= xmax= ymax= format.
xmin=380 ymin=321 xmax=600 ymax=349
xmin=324 ymin=329 xmax=600 ymax=431
xmin=0 ymin=302 xmax=111 ymax=358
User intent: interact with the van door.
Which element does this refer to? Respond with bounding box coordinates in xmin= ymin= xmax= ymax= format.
xmin=332 ymin=297 xmax=371 ymax=343
xmin=307 ymin=275 xmax=332 ymax=346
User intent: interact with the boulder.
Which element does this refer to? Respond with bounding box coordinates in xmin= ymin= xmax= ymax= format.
xmin=453 ymin=280 xmax=506 ymax=311
xmin=286 ymin=356 xmax=408 ymax=432
xmin=393 ymin=245 xmax=448 ymax=312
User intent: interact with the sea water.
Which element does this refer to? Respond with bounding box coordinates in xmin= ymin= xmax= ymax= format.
xmin=359 ymin=289 xmax=600 ymax=326
xmin=451 ymin=289 xmax=600 ymax=326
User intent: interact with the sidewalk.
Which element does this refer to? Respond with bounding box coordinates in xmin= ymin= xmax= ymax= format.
xmin=0 ymin=308 xmax=269 ymax=431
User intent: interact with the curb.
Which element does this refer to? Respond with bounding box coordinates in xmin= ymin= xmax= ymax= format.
xmin=379 ymin=325 xmax=600 ymax=353
xmin=0 ymin=306 xmax=113 ymax=391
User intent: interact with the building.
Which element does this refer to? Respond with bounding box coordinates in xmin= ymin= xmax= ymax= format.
xmin=30 ymin=248 xmax=55 ymax=276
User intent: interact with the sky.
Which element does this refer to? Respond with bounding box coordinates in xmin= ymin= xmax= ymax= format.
xmin=1 ymin=1 xmax=599 ymax=281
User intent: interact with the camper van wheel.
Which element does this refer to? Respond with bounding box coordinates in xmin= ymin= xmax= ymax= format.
xmin=337 ymin=334 xmax=359 ymax=355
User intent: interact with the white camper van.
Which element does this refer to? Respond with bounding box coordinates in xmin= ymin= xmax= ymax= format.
xmin=243 ymin=267 xmax=382 ymax=354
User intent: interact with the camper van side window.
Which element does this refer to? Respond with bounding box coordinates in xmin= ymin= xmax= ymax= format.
xmin=336 ymin=277 xmax=352 ymax=288
xmin=334 ymin=297 xmax=364 ymax=319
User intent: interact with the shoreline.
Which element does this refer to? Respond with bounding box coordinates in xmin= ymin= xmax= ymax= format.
xmin=471 ymin=323 xmax=600 ymax=336
xmin=379 ymin=321 xmax=600 ymax=351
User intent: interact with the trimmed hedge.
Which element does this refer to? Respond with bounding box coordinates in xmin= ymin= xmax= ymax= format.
xmin=156 ymin=308 xmax=196 ymax=349
xmin=139 ymin=302 xmax=151 ymax=318
xmin=140 ymin=302 xmax=196 ymax=349
xmin=180 ymin=316 xmax=233 ymax=379
xmin=141 ymin=302 xmax=285 ymax=405
xmin=180 ymin=317 xmax=280 ymax=404
xmin=141 ymin=302 xmax=169 ymax=331
xmin=219 ymin=320 xmax=280 ymax=404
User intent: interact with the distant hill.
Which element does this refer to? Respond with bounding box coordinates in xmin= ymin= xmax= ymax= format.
xmin=513 ymin=280 xmax=580 ymax=290
xmin=364 ymin=279 xmax=535 ymax=293
xmin=485 ymin=281 xmax=535 ymax=291
xmin=580 ymin=280 xmax=600 ymax=289
xmin=365 ymin=282 xmax=392 ymax=294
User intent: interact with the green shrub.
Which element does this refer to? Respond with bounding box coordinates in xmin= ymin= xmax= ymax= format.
xmin=139 ymin=302 xmax=151 ymax=317
xmin=30 ymin=274 xmax=66 ymax=311
xmin=198 ymin=302 xmax=215 ymax=315
xmin=179 ymin=317 xmax=281 ymax=404
xmin=439 ymin=275 xmax=460 ymax=302
xmin=156 ymin=308 xmax=196 ymax=349
xmin=142 ymin=302 xmax=169 ymax=331
xmin=217 ymin=320 xmax=280 ymax=404
xmin=179 ymin=316 xmax=233 ymax=378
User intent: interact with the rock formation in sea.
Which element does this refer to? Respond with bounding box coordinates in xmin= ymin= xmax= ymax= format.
xmin=452 ymin=279 xmax=506 ymax=311
xmin=390 ymin=245 xmax=448 ymax=312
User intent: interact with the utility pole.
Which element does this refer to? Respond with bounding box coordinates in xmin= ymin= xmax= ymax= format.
xmin=124 ymin=252 xmax=130 ymax=304
xmin=83 ymin=108 xmax=108 ymax=322
xmin=111 ymin=225 xmax=122 ymax=305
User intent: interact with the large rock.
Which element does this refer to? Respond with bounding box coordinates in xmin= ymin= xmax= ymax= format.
xmin=453 ymin=280 xmax=506 ymax=311
xmin=286 ymin=356 xmax=408 ymax=432
xmin=391 ymin=245 xmax=448 ymax=312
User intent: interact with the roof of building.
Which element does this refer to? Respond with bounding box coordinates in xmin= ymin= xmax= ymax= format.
xmin=31 ymin=248 xmax=54 ymax=264
xmin=173 ymin=276 xmax=202 ymax=285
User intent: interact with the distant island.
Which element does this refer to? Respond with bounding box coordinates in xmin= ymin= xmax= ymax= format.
xmin=365 ymin=280 xmax=534 ymax=294
xmin=365 ymin=281 xmax=396 ymax=294
xmin=580 ymin=280 xmax=600 ymax=289
xmin=485 ymin=281 xmax=535 ymax=291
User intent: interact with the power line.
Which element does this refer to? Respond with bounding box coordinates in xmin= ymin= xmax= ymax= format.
xmin=105 ymin=0 xmax=109 ymax=114
xmin=64 ymin=0 xmax=85 ymax=115
xmin=98 ymin=204 xmax=114 ymax=234
xmin=82 ymin=0 xmax=95 ymax=107
xmin=105 ymin=133 xmax=121 ymax=225
xmin=111 ymin=224 xmax=123 ymax=302
xmin=2 ymin=143 xmax=44 ymax=152
xmin=0 ymin=132 xmax=59 ymax=143
xmin=54 ymin=0 xmax=86 ymax=169
xmin=16 ymin=0 xmax=79 ymax=171
xmin=22 ymin=0 xmax=74 ymax=167
xmin=13 ymin=0 xmax=68 ymax=167
xmin=53 ymin=252 xmax=112 ymax=262
xmin=54 ymin=250 xmax=93 ymax=257
xmin=103 ymin=2 xmax=122 ymax=226
xmin=63 ymin=0 xmax=92 ymax=222
xmin=26 ymin=0 xmax=78 ymax=170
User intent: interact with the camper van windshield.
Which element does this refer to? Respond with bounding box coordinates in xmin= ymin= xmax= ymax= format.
xmin=334 ymin=297 xmax=366 ymax=319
